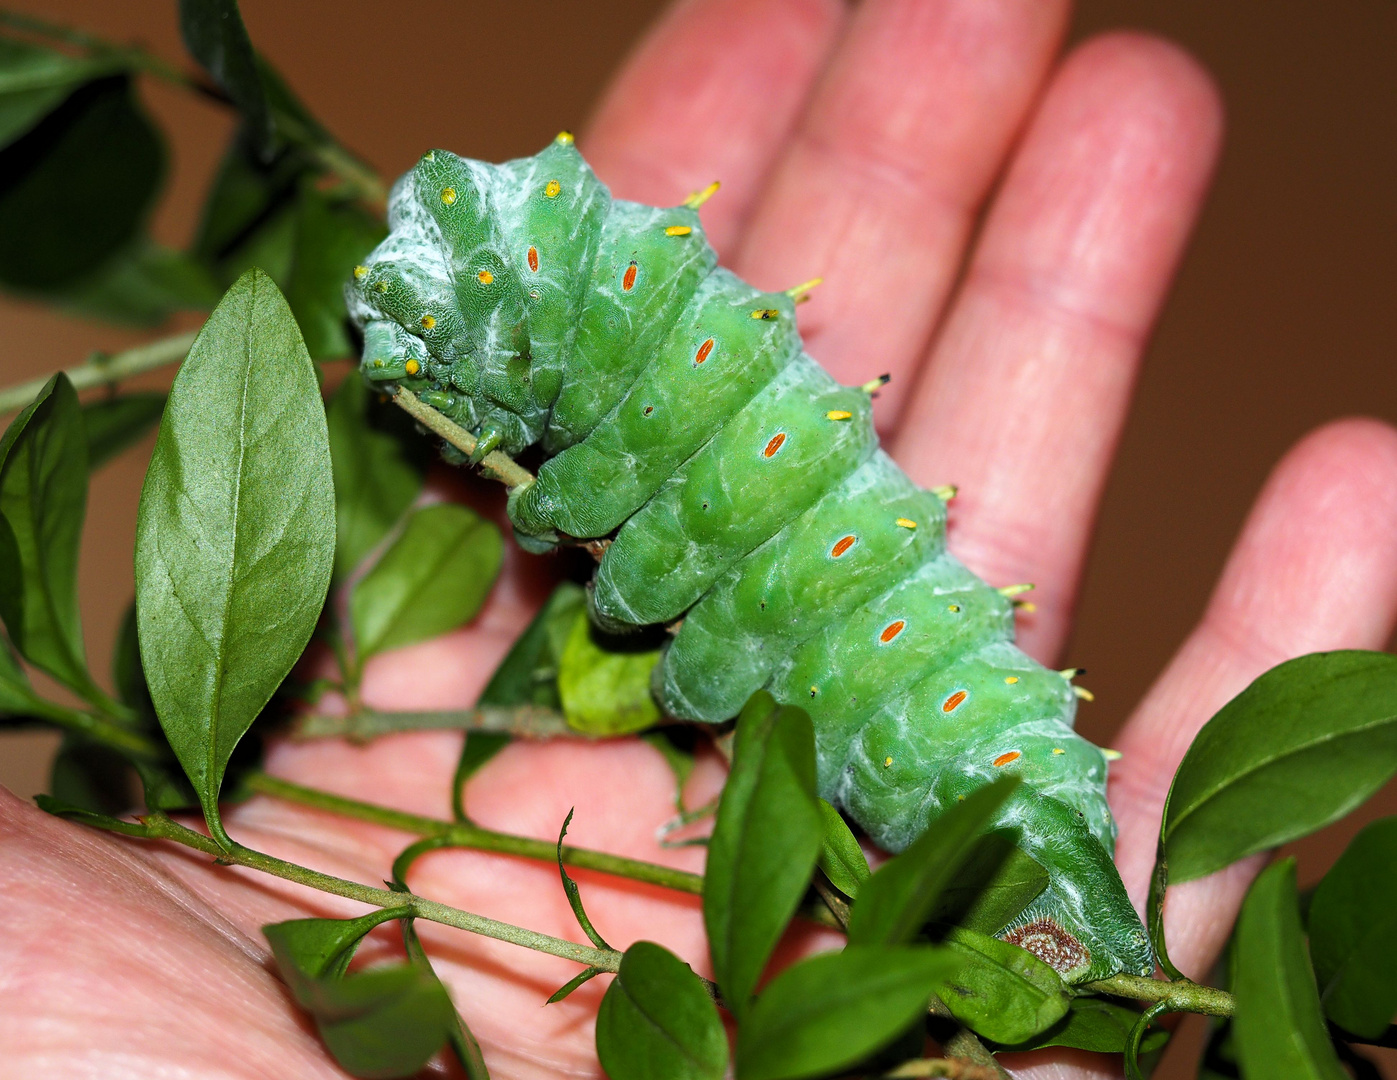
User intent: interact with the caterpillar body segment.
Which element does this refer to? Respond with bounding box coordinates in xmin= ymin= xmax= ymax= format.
xmin=348 ymin=137 xmax=1153 ymax=983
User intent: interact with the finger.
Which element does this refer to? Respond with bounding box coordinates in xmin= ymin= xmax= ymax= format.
xmin=581 ymin=0 xmax=846 ymax=253
xmin=1109 ymin=419 xmax=1397 ymax=978
xmin=892 ymin=33 xmax=1224 ymax=661
xmin=730 ymin=0 xmax=1070 ymax=417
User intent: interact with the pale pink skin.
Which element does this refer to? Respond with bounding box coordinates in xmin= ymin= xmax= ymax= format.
xmin=5 ymin=2 xmax=1397 ymax=1078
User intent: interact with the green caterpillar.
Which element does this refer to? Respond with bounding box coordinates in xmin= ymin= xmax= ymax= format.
xmin=346 ymin=134 xmax=1153 ymax=983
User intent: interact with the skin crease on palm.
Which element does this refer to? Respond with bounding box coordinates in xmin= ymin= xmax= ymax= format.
xmin=2 ymin=0 xmax=1397 ymax=1077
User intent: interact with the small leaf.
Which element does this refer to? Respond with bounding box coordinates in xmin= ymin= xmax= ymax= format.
xmin=0 ymin=373 xmax=108 ymax=706
xmin=178 ymin=0 xmax=272 ymax=156
xmin=349 ymin=502 xmax=502 ymax=662
xmin=285 ymin=187 xmax=386 ymax=359
xmin=816 ymin=798 xmax=870 ymax=899
xmin=927 ymin=833 xmax=1050 ymax=935
xmin=1161 ymin=651 xmax=1397 ymax=884
xmin=0 ymin=633 xmax=37 ymax=715
xmin=0 ymin=77 xmax=163 ymax=291
xmin=595 ymin=941 xmax=727 ymax=1080
xmin=0 ymin=38 xmax=125 ymax=149
xmin=48 ymin=736 xmax=133 ymax=814
xmin=734 ymin=945 xmax=960 ymax=1080
xmin=703 ymin=692 xmax=823 ymax=1016
xmin=932 ymin=926 xmax=1070 ymax=1044
xmin=398 ymin=914 xmax=489 ymax=1080
xmin=57 ymin=240 xmax=220 ymax=326
xmin=557 ymin=807 xmax=610 ymax=950
xmin=846 ymin=777 xmax=1020 ymax=947
xmin=193 ymin=128 xmax=307 ymax=285
xmin=82 ymin=393 xmax=166 ymax=471
xmin=556 ymin=608 xmax=662 ymax=736
xmin=1233 ymin=858 xmax=1347 ymax=1080
xmin=325 ymin=374 xmax=424 ymax=581
xmin=998 ymin=996 xmax=1170 ymax=1055
xmin=643 ymin=727 xmax=698 ymax=811
xmin=1308 ymin=816 xmax=1397 ymax=1038
xmin=476 ymin=581 xmax=584 ymax=710
xmin=548 ymin=965 xmax=603 ymax=1004
xmin=136 ymin=269 xmax=334 ymax=837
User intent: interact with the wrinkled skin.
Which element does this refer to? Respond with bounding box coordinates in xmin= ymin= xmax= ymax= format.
xmin=4 ymin=2 xmax=1397 ymax=1078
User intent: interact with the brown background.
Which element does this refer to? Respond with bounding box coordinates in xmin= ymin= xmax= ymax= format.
xmin=0 ymin=2 xmax=1393 ymax=1075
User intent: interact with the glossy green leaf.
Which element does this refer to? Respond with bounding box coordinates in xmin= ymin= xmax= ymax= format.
xmin=999 ymin=996 xmax=1170 ymax=1055
xmin=816 ymin=798 xmax=870 ymax=899
xmin=0 ymin=76 xmax=163 ymax=291
xmin=933 ymin=926 xmax=1070 ymax=1044
xmin=264 ymin=908 xmax=457 ymax=1080
xmin=596 ymin=941 xmax=727 ymax=1080
xmin=704 ymin=692 xmax=822 ymax=1016
xmin=734 ymin=945 xmax=959 ymax=1080
xmin=58 ymin=240 xmax=220 ymax=326
xmin=927 ymin=833 xmax=1050 ymax=935
xmin=136 ymin=269 xmax=334 ymax=836
xmin=1308 ymin=817 xmax=1397 ymax=1037
xmin=325 ymin=374 xmax=424 ymax=581
xmin=178 ymin=0 xmax=272 ymax=156
xmin=847 ymin=777 xmax=1020 ymax=946
xmin=557 ymin=808 xmax=610 ymax=949
xmin=1233 ymin=858 xmax=1347 ymax=1080
xmin=82 ymin=393 xmax=166 ymax=471
xmin=1161 ymin=651 xmax=1397 ymax=884
xmin=349 ymin=502 xmax=502 ymax=662
xmin=0 ymin=37 xmax=123 ymax=148
xmin=285 ymin=188 xmax=386 ymax=359
xmin=476 ymin=581 xmax=584 ymax=710
xmin=556 ymin=609 xmax=662 ymax=736
xmin=0 ymin=373 xmax=107 ymax=705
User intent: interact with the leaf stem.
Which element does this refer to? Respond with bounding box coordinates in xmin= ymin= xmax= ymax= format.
xmin=245 ymin=771 xmax=705 ymax=895
xmin=20 ymin=696 xmax=165 ymax=759
xmin=290 ymin=704 xmax=572 ymax=741
xmin=0 ymin=331 xmax=196 ymax=414
xmin=137 ymin=811 xmax=622 ymax=972
xmin=1081 ymin=972 xmax=1234 ymax=1017
xmin=390 ymin=390 xmax=535 ymax=490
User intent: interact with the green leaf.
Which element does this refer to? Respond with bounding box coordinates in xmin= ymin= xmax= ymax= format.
xmin=703 ymin=692 xmax=822 ymax=1016
xmin=397 ymin=913 xmax=489 ymax=1080
xmin=556 ymin=609 xmax=662 ymax=736
xmin=643 ymin=727 xmax=698 ymax=811
xmin=734 ymin=945 xmax=959 ymax=1080
xmin=1233 ymin=858 xmax=1348 ymax=1080
xmin=1161 ymin=651 xmax=1397 ymax=884
xmin=451 ymin=731 xmax=510 ymax=822
xmin=57 ymin=240 xmax=220 ymax=326
xmin=178 ymin=0 xmax=272 ymax=156
xmin=846 ymin=776 xmax=1020 ymax=947
xmin=998 ymin=996 xmax=1170 ymax=1055
xmin=48 ymin=735 xmax=133 ymax=814
xmin=476 ymin=581 xmax=584 ymax=709
xmin=557 ymin=807 xmax=610 ymax=950
xmin=136 ymin=269 xmax=334 ymax=838
xmin=0 ymin=37 xmax=124 ymax=149
xmin=927 ymin=833 xmax=1050 ymax=935
xmin=548 ymin=966 xmax=603 ymax=1004
xmin=349 ymin=502 xmax=502 ymax=663
xmin=264 ymin=909 xmax=457 ymax=1080
xmin=82 ymin=393 xmax=166 ymax=472
xmin=933 ymin=926 xmax=1070 ymax=1044
xmin=0 ymin=633 xmax=37 ymax=715
xmin=285 ymin=188 xmax=386 ymax=359
xmin=0 ymin=373 xmax=107 ymax=705
xmin=595 ymin=941 xmax=727 ymax=1080
xmin=1308 ymin=816 xmax=1397 ymax=1038
xmin=0 ymin=76 xmax=163 ymax=291
xmin=815 ymin=798 xmax=870 ymax=899
xmin=325 ymin=374 xmax=424 ymax=581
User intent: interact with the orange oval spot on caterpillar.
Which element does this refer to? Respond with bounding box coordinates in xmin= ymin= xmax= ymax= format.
xmin=879 ymin=620 xmax=906 ymax=644
xmin=883 ymin=756 xmax=893 ymax=768
xmin=544 ymin=179 xmax=561 ymax=198
xmin=555 ymin=131 xmax=574 ymax=145
xmin=763 ymin=432 xmax=786 ymax=458
xmin=809 ymin=686 xmax=819 ymax=697
xmin=1004 ymin=676 xmax=1019 ymax=684
xmin=353 ymin=264 xmax=368 ymax=280
xmin=665 ymin=225 xmax=692 ymax=236
xmin=993 ymin=750 xmax=1021 ymax=767
xmin=947 ymin=604 xmax=961 ymax=613
xmin=830 ymin=535 xmax=856 ymax=558
xmin=642 ymin=405 xmax=654 ymax=416
xmin=527 ymin=246 xmax=539 ymax=272
xmin=1052 ymin=747 xmax=1066 ymax=755
xmin=895 ymin=517 xmax=917 ymax=529
xmin=750 ymin=308 xmax=779 ymax=320
xmin=942 ymin=690 xmax=968 ymax=712
xmin=695 ymin=338 xmax=714 ymax=365
xmin=622 ymin=261 xmax=637 ymax=291
xmin=404 ymin=359 xmax=420 ymax=376
xmin=440 ymin=187 xmax=457 ymax=205
xmin=826 ymin=410 xmax=852 ymax=421
xmin=420 ymin=314 xmax=436 ymax=329
xmin=477 ymin=270 xmax=493 ymax=285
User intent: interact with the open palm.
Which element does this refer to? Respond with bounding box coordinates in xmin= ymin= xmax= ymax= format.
xmin=5 ymin=2 xmax=1397 ymax=1078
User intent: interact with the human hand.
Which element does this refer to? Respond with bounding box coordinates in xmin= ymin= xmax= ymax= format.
xmin=5 ymin=2 xmax=1397 ymax=1078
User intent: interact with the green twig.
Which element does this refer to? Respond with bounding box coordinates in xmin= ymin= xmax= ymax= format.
xmin=1082 ymin=972 xmax=1234 ymax=1017
xmin=290 ymin=704 xmax=571 ymax=741
xmin=0 ymin=330 xmax=196 ymax=414
xmin=16 ymin=696 xmax=164 ymax=759
xmin=391 ymin=389 xmax=535 ymax=490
